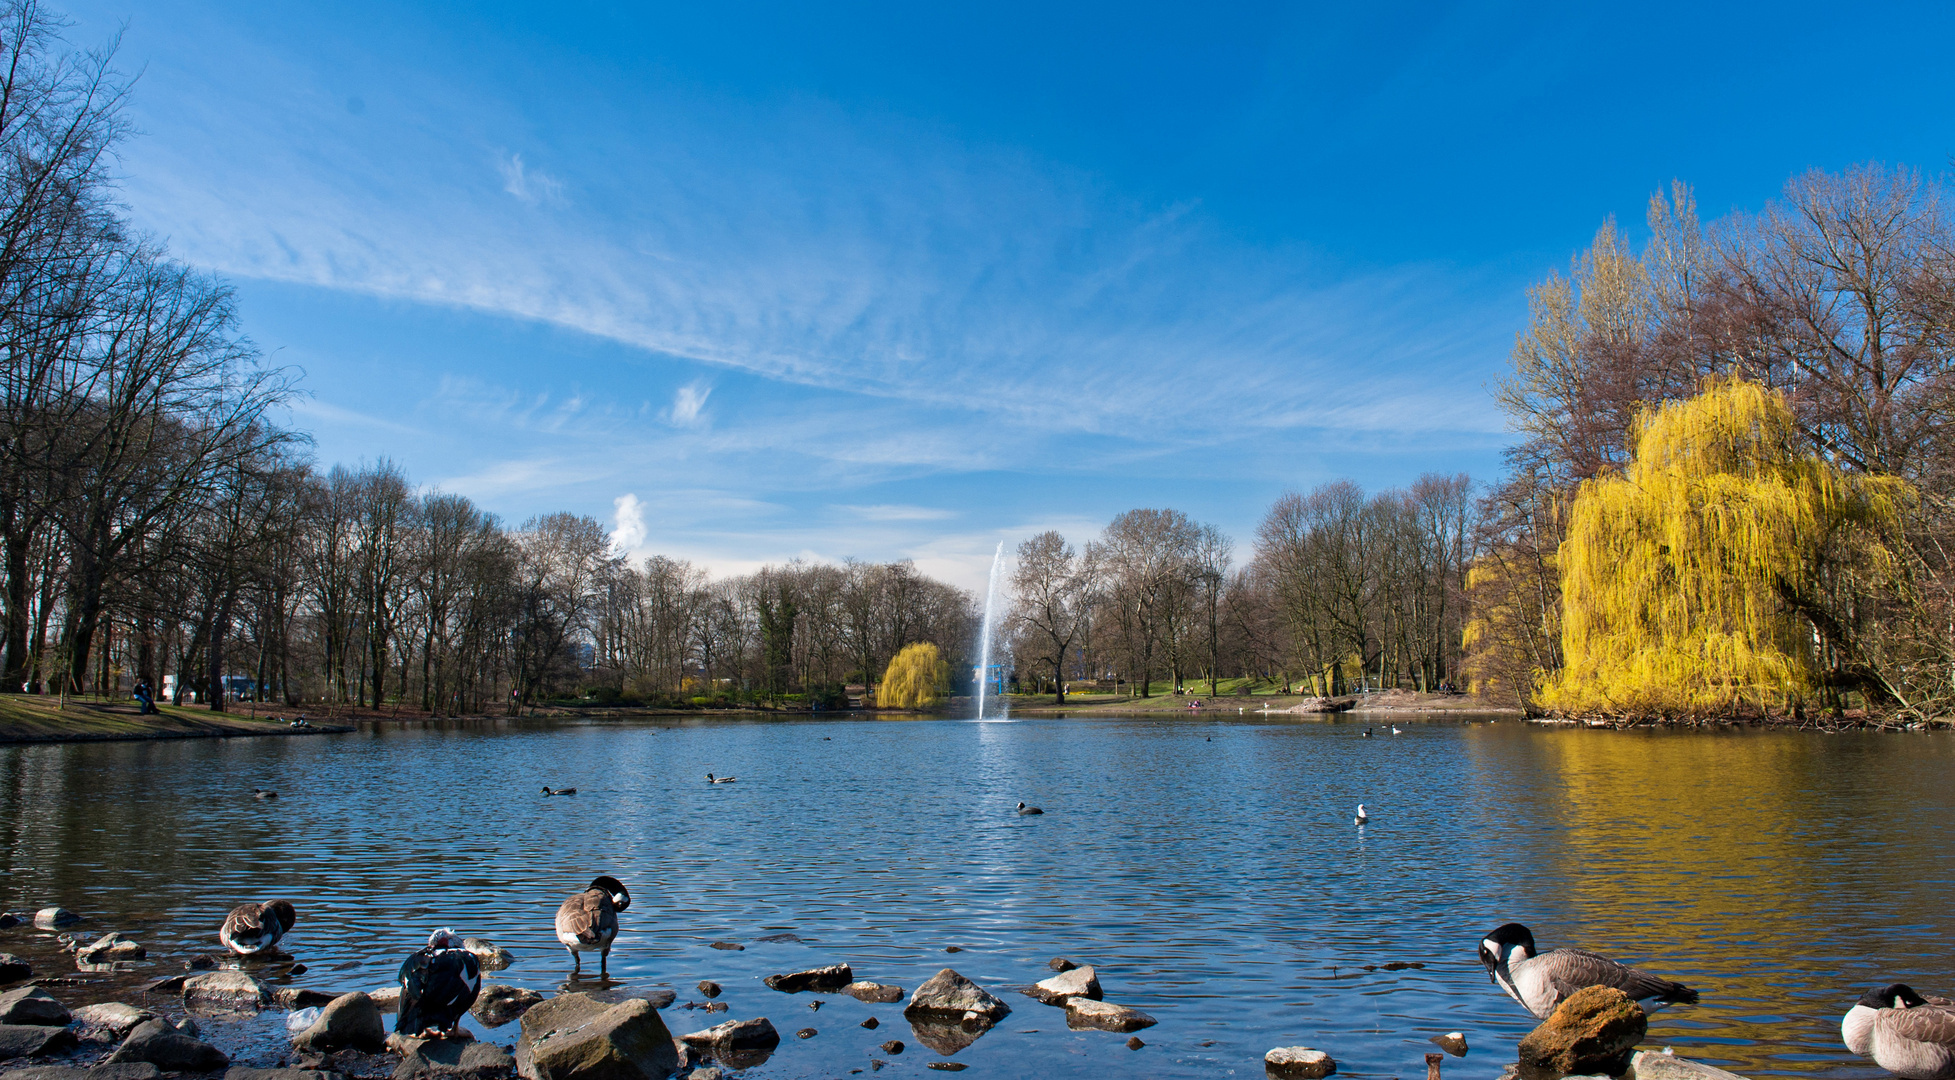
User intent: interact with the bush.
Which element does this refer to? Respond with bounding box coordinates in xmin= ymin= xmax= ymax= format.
xmin=881 ymin=642 xmax=950 ymax=708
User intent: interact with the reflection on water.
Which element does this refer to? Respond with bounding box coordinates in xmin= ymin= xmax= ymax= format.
xmin=0 ymin=716 xmax=1950 ymax=1079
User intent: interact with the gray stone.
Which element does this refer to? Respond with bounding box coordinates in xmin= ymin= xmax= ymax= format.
xmin=677 ymin=1017 xmax=778 ymax=1057
xmin=842 ymin=982 xmax=904 ymax=1004
xmin=174 ymin=1018 xmax=201 ymax=1037
xmin=71 ymin=1002 xmax=158 ymax=1042
xmin=1047 ymin=958 xmax=1076 ymax=972
xmin=368 ymin=987 xmax=401 ymax=1012
xmin=32 ymin=908 xmax=79 ymax=930
xmin=517 ymin=998 xmax=678 ymax=1080
xmin=1064 ymin=998 xmax=1155 ymax=1033
xmin=279 ymin=988 xmax=341 ymax=1009
xmin=0 ymin=1024 xmax=79 ymax=1060
xmin=516 ymin=993 xmax=612 ymax=1044
xmin=1265 ymin=1047 xmax=1337 ymax=1079
xmin=1026 ymin=965 xmax=1101 ymax=1005
xmin=762 ymin=964 xmax=852 ymax=993
xmin=295 ymin=992 xmax=387 ymax=1052
xmin=396 ymin=1037 xmax=515 ymax=1080
xmin=0 ymin=954 xmax=28 ymax=982
xmin=903 ymin=969 xmax=1010 ymax=1023
xmin=1627 ymin=1051 xmax=1751 ymax=1080
xmin=226 ymin=1070 xmax=346 ymax=1080
xmin=75 ymin=933 xmax=145 ymax=963
xmin=138 ymin=975 xmax=186 ymax=995
xmin=905 ymin=1017 xmax=989 ymax=1056
xmin=183 ymin=970 xmax=273 ymax=1011
xmin=471 ymin=985 xmax=543 ymax=1028
xmin=292 ymin=1049 xmax=394 ymax=1080
xmin=461 ymin=939 xmax=513 ymax=973
xmin=686 ymin=1070 xmax=723 ymax=1080
xmin=0 ymin=986 xmax=71 ymax=1026
xmin=1127 ymin=1036 xmax=1145 ymax=1050
xmin=105 ymin=1019 xmax=229 ymax=1072
xmin=6 ymin=1066 xmax=163 ymax=1080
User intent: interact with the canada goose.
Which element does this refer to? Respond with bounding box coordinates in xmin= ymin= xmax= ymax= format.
xmin=1016 ymin=802 xmax=1043 ymax=815
xmin=219 ymin=900 xmax=297 ymax=956
xmin=397 ymin=928 xmax=481 ymax=1037
xmin=1843 ymin=984 xmax=1955 ymax=1079
xmin=1355 ymin=804 xmax=1368 ymax=825
xmin=706 ymin=773 xmax=736 ymax=783
xmin=251 ymin=788 xmax=278 ymax=800
xmin=541 ymin=787 xmax=578 ymax=796
xmin=1362 ymin=727 xmax=1374 ymax=738
xmin=555 ymin=875 xmax=631 ymax=976
xmin=1477 ymin=922 xmax=1699 ymax=1019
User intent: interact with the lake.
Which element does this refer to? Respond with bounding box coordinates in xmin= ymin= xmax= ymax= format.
xmin=1 ymin=713 xmax=1950 ymax=1079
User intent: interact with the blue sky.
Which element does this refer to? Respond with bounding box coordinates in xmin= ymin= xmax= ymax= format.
xmin=64 ymin=0 xmax=1955 ymax=587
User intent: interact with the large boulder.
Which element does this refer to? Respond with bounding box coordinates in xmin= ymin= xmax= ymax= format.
xmin=473 ymin=986 xmax=544 ymax=1028
xmin=183 ymin=970 xmax=274 ymax=1012
xmin=0 ymin=954 xmax=29 ymax=982
xmin=0 ymin=987 xmax=71 ymax=1026
xmin=294 ymin=992 xmax=387 ymax=1052
xmin=1266 ymin=1047 xmax=1337 ymax=1079
xmin=842 ymin=982 xmax=903 ymax=1004
xmin=76 ymin=934 xmax=145 ymax=964
xmin=1025 ymin=966 xmax=1101 ymax=1005
xmin=105 ymin=1019 xmax=230 ymax=1072
xmin=396 ymin=1037 xmax=516 ymax=1080
xmin=71 ymin=1003 xmax=158 ymax=1043
xmin=518 ymin=993 xmax=612 ymax=1044
xmin=1516 ymin=986 xmax=1648 ymax=1080
xmin=1064 ymin=998 xmax=1155 ymax=1033
xmin=517 ymin=997 xmax=679 ymax=1080
xmin=902 ymin=970 xmax=1010 ymax=1023
xmin=5 ymin=1065 xmax=162 ymax=1080
xmin=762 ymin=965 xmax=852 ymax=993
xmin=0 ymin=1024 xmax=79 ymax=1060
xmin=33 ymin=908 xmax=79 ymax=930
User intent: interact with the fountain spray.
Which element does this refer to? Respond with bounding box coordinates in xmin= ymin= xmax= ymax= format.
xmin=976 ymin=541 xmax=1005 ymax=720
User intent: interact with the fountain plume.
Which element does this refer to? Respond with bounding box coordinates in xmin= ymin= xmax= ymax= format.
xmin=976 ymin=541 xmax=1006 ymax=720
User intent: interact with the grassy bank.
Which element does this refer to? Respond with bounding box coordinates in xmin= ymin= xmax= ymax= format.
xmin=0 ymin=695 xmax=349 ymax=744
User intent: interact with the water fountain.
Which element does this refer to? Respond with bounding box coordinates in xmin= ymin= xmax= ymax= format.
xmin=975 ymin=541 xmax=1006 ymax=720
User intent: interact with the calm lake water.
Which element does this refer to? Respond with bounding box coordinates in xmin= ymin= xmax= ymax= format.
xmin=1 ymin=714 xmax=1951 ymax=1080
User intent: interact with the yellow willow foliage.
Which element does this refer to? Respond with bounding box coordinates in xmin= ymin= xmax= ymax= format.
xmin=880 ymin=642 xmax=950 ymax=709
xmin=1540 ymin=378 xmax=1906 ymax=717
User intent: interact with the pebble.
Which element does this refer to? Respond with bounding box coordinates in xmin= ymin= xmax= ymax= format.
xmin=1047 ymin=957 xmax=1077 ymax=972
xmin=796 ymin=1028 xmax=816 ymax=1039
xmin=944 ymin=946 xmax=963 ymax=953
xmin=696 ymin=981 xmax=722 ymax=999
xmin=1128 ymin=1036 xmax=1146 ymax=1050
xmin=861 ymin=1017 xmax=879 ymax=1029
xmin=926 ymin=1064 xmax=968 ymax=1072
xmin=709 ymin=941 xmax=744 ymax=951
xmin=879 ymin=1040 xmax=904 ymax=1054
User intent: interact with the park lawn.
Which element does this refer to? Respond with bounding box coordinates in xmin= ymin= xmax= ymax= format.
xmin=0 ymin=695 xmax=299 ymax=742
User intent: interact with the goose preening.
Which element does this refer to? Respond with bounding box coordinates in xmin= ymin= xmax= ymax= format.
xmin=251 ymin=788 xmax=278 ymax=800
xmin=705 ymin=773 xmax=737 ymax=784
xmin=1016 ymin=802 xmax=1044 ymax=815
xmin=396 ymin=928 xmax=481 ymax=1037
xmin=1477 ymin=922 xmax=1699 ymax=1019
xmin=555 ymin=875 xmax=631 ymax=976
xmin=1355 ymin=804 xmax=1368 ymax=825
xmin=219 ymin=900 xmax=297 ymax=956
xmin=541 ymin=787 xmax=578 ymax=796
xmin=1843 ymin=984 xmax=1955 ymax=1079
xmin=1390 ymin=725 xmax=1404 ymax=735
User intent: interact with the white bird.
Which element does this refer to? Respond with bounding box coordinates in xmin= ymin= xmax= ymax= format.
xmin=1355 ymin=804 xmax=1369 ymax=825
xmin=1390 ymin=725 xmax=1403 ymax=735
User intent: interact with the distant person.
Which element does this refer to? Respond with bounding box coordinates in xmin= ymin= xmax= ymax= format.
xmin=132 ymin=681 xmax=156 ymax=715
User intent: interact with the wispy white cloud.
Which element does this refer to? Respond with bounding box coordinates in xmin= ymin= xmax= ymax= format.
xmin=497 ymin=152 xmax=565 ymax=205
xmin=835 ymin=504 xmax=959 ymax=522
xmin=669 ymin=380 xmax=711 ymax=426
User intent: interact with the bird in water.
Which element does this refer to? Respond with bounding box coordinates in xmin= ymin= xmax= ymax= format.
xmin=555 ymin=875 xmax=631 ymax=977
xmin=219 ymin=900 xmax=297 ymax=956
xmin=1477 ymin=922 xmax=1699 ymax=1019
xmin=1390 ymin=725 xmax=1403 ymax=735
xmin=541 ymin=786 xmax=577 ymax=796
xmin=397 ymin=929 xmax=481 ymax=1037
xmin=251 ymin=788 xmax=278 ymax=800
xmin=1016 ymin=801 xmax=1043 ymax=815
xmin=1362 ymin=728 xmax=1374 ymax=738
xmin=705 ymin=773 xmax=737 ymax=784
xmin=1355 ymin=804 xmax=1369 ymax=825
xmin=1843 ymin=983 xmax=1955 ymax=1079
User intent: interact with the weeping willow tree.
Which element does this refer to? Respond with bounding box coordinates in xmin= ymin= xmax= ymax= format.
xmin=1540 ymin=379 xmax=1907 ymax=718
xmin=879 ymin=642 xmax=950 ymax=709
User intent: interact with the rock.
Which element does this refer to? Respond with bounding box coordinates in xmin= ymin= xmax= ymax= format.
xmin=138 ymin=975 xmax=186 ymax=995
xmin=677 ymin=1017 xmax=778 ymax=1052
xmin=32 ymin=908 xmax=79 ymax=930
xmin=902 ymin=969 xmax=1011 ymax=1023
xmin=687 ymin=1071 xmax=723 ymax=1080
xmin=0 ymin=913 xmax=17 ymax=929
xmin=906 ymin=1017 xmax=991 ymax=1056
xmin=0 ymin=954 xmax=29 ymax=982
xmin=396 ymin=1037 xmax=516 ymax=1080
xmin=387 ymin=1031 xmax=471 ymax=1056
xmin=0 ymin=1024 xmax=79 ymax=1060
xmin=878 ymin=1040 xmax=904 ymax=1054
xmin=519 ymin=998 xmax=679 ymax=1080
xmin=290 ymin=964 xmax=310 ymax=977
xmin=516 ymin=993 xmax=612 ymax=1043
xmin=944 ymin=946 xmax=963 ymax=954
xmin=1516 ymin=986 xmax=1648 ymax=1080
xmin=1627 ymin=1050 xmax=1751 ymax=1080
xmin=105 ymin=1019 xmax=229 ymax=1072
xmin=226 ymin=1069 xmax=344 ymax=1080
xmin=293 ymin=1048 xmax=394 ymax=1079
xmin=1127 ymin=1036 xmax=1145 ymax=1050
xmin=762 ymin=964 xmax=852 ymax=993
xmin=183 ymin=970 xmax=274 ymax=1011
xmin=707 ymin=943 xmax=742 ymax=951
xmin=861 ymin=1017 xmax=879 ymax=1029
xmin=1431 ymin=1032 xmax=1468 ymax=1057
xmin=174 ymin=1018 xmax=200 ymax=1037
xmin=1047 ymin=957 xmax=1076 ymax=972
xmin=752 ymin=933 xmax=802 ymax=944
xmin=1026 ymin=965 xmax=1101 ymax=1005
xmin=471 ymin=985 xmax=543 ymax=1028
xmin=795 ymin=1028 xmax=814 ymax=1039
xmin=694 ymin=982 xmax=720 ymax=1000
xmin=71 ymin=1003 xmax=158 ymax=1042
xmin=279 ymin=989 xmax=341 ymax=1009
xmin=462 ymin=939 xmax=513 ymax=973
xmin=5 ymin=1066 xmax=163 ymax=1080
xmin=0 ymin=987 xmax=71 ymax=1025
xmin=369 ymin=987 xmax=402 ymax=1012
xmin=295 ymin=992 xmax=387 ymax=1052
xmin=1063 ymin=998 xmax=1155 ymax=1033
xmin=1266 ymin=1047 xmax=1337 ymax=1079
xmin=75 ymin=933 xmax=145 ymax=963
xmin=842 ymin=982 xmax=904 ymax=1004
xmin=184 ymin=955 xmax=220 ymax=971
xmin=925 ymin=1064 xmax=967 ymax=1072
